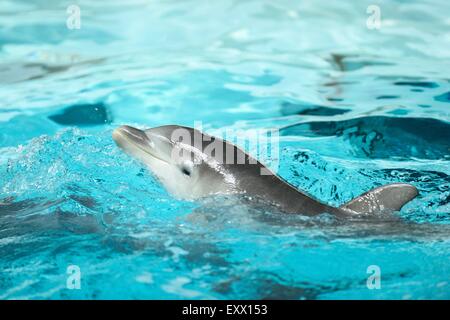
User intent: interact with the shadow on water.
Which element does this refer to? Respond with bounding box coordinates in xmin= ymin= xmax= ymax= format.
xmin=49 ymin=102 xmax=113 ymax=126
xmin=280 ymin=101 xmax=350 ymax=116
xmin=281 ymin=116 xmax=450 ymax=160
xmin=0 ymin=58 xmax=106 ymax=84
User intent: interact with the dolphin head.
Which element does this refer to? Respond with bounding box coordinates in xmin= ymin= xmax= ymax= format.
xmin=112 ymin=125 xmax=238 ymax=199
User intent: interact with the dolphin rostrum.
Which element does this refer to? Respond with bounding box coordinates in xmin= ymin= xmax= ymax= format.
xmin=112 ymin=125 xmax=418 ymax=216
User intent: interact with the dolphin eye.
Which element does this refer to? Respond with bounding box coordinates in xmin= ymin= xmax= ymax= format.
xmin=181 ymin=166 xmax=191 ymax=177
xmin=180 ymin=160 xmax=194 ymax=177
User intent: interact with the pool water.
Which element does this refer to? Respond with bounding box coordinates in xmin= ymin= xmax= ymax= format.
xmin=1 ymin=0 xmax=450 ymax=299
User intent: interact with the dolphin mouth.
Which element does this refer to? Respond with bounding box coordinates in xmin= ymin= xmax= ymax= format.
xmin=112 ymin=125 xmax=169 ymax=164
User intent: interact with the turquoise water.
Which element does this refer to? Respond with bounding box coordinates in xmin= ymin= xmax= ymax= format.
xmin=1 ymin=0 xmax=450 ymax=299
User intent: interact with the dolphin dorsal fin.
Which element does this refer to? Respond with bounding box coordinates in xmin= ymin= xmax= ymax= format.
xmin=340 ymin=183 xmax=418 ymax=215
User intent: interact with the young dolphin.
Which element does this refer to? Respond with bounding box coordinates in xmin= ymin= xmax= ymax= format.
xmin=112 ymin=125 xmax=418 ymax=216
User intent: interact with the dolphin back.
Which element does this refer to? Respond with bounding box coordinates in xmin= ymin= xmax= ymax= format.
xmin=339 ymin=183 xmax=418 ymax=215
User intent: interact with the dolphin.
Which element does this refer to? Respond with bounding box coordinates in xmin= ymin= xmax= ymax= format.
xmin=112 ymin=125 xmax=418 ymax=216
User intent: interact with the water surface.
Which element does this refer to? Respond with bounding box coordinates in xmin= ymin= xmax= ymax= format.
xmin=0 ymin=0 xmax=449 ymax=299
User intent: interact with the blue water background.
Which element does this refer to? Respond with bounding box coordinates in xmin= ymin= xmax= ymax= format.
xmin=0 ymin=0 xmax=449 ymax=299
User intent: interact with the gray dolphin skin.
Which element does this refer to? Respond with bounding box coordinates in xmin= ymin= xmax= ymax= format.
xmin=112 ymin=125 xmax=419 ymax=216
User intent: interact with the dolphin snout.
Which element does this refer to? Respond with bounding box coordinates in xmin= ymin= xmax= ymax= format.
xmin=113 ymin=125 xmax=149 ymax=145
xmin=113 ymin=125 xmax=172 ymax=165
